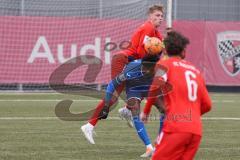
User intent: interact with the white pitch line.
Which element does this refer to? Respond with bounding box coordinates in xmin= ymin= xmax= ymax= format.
xmin=0 ymin=99 xmax=239 ymax=103
xmin=0 ymin=117 xmax=240 ymax=120
xmin=202 ymin=117 xmax=240 ymax=120
xmin=0 ymin=117 xmax=58 ymax=120
xmin=211 ymin=93 xmax=240 ymax=97
xmin=0 ymin=99 xmax=103 ymax=102
xmin=212 ymin=100 xmax=236 ymax=103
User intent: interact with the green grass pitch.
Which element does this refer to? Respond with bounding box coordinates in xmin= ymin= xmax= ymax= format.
xmin=0 ymin=92 xmax=240 ymax=160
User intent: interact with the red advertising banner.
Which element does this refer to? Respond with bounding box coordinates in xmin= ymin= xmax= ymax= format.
xmin=0 ymin=17 xmax=145 ymax=83
xmin=203 ymin=22 xmax=240 ymax=86
xmin=173 ymin=21 xmax=240 ymax=86
xmin=0 ymin=17 xmax=240 ymax=85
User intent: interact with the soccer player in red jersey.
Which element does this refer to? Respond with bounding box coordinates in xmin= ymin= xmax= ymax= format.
xmin=81 ymin=4 xmax=165 ymax=146
xmin=141 ymin=31 xmax=212 ymax=160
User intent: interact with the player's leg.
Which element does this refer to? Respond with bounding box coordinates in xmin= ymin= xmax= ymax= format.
xmin=112 ymin=53 xmax=133 ymax=127
xmin=181 ymin=134 xmax=201 ymax=160
xmin=118 ymin=105 xmax=133 ymax=128
xmin=127 ymin=98 xmax=154 ymax=158
xmin=81 ymin=52 xmax=128 ymax=144
xmin=88 ymin=52 xmax=128 ymax=125
xmin=152 ymin=132 xmax=192 ymax=160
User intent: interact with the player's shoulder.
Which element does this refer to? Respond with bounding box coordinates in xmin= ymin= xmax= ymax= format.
xmin=128 ymin=59 xmax=142 ymax=65
xmin=181 ymin=60 xmax=201 ymax=74
xmin=125 ymin=59 xmax=142 ymax=70
xmin=138 ymin=21 xmax=154 ymax=32
xmin=155 ymin=58 xmax=170 ymax=75
xmin=158 ymin=57 xmax=201 ymax=73
xmin=156 ymin=57 xmax=172 ymax=67
xmin=173 ymin=59 xmax=202 ymax=76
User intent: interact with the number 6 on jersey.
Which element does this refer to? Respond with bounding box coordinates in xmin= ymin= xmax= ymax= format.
xmin=185 ymin=70 xmax=198 ymax=101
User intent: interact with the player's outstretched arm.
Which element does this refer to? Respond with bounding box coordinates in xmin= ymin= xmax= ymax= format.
xmin=144 ymin=98 xmax=155 ymax=114
xmin=142 ymin=65 xmax=168 ymax=116
xmin=154 ymin=96 xmax=166 ymax=114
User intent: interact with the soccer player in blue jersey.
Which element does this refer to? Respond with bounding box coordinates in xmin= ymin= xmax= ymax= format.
xmin=99 ymin=54 xmax=166 ymax=158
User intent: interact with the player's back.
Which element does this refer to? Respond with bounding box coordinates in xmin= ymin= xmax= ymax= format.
xmin=158 ymin=57 xmax=211 ymax=136
xmin=124 ymin=59 xmax=152 ymax=82
xmin=123 ymin=60 xmax=153 ymax=96
xmin=123 ymin=60 xmax=142 ymax=78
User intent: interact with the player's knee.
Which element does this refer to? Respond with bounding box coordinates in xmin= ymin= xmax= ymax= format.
xmin=127 ymin=98 xmax=140 ymax=116
xmin=112 ymin=53 xmax=128 ymax=64
xmin=111 ymin=53 xmax=128 ymax=78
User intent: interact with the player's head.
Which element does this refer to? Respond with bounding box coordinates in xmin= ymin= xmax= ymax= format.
xmin=148 ymin=4 xmax=164 ymax=28
xmin=163 ymin=31 xmax=190 ymax=59
xmin=142 ymin=54 xmax=159 ymax=72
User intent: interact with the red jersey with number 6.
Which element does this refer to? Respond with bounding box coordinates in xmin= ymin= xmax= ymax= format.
xmin=156 ymin=57 xmax=212 ymax=136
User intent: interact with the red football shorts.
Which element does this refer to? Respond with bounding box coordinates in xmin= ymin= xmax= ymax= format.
xmin=152 ymin=132 xmax=201 ymax=160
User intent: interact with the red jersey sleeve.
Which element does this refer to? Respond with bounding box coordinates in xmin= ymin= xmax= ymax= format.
xmin=199 ymin=78 xmax=212 ymax=115
xmin=143 ymin=97 xmax=157 ymax=115
xmin=143 ymin=61 xmax=168 ymax=115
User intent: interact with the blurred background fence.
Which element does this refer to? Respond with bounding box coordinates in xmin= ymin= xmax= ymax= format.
xmin=0 ymin=0 xmax=240 ymax=92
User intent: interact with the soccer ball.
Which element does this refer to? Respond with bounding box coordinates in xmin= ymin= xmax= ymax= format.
xmin=144 ymin=37 xmax=163 ymax=55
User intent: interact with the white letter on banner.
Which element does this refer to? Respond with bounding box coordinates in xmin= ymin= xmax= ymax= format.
xmin=57 ymin=44 xmax=77 ymax=63
xmin=80 ymin=37 xmax=101 ymax=64
xmin=28 ymin=36 xmax=55 ymax=63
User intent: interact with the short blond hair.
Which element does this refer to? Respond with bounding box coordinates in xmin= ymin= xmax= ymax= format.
xmin=148 ymin=4 xmax=164 ymax=14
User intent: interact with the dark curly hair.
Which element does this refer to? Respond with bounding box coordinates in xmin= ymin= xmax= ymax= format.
xmin=163 ymin=31 xmax=190 ymax=56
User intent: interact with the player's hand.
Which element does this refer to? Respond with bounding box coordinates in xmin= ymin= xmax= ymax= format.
xmin=154 ymin=134 xmax=161 ymax=146
xmin=140 ymin=112 xmax=149 ymax=123
xmin=98 ymin=106 xmax=110 ymax=120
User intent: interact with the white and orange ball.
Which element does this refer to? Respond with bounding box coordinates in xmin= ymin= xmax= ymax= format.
xmin=144 ymin=37 xmax=163 ymax=55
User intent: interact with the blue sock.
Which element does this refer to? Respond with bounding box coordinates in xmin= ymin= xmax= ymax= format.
xmin=133 ymin=116 xmax=151 ymax=146
xmin=159 ymin=114 xmax=165 ymax=134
